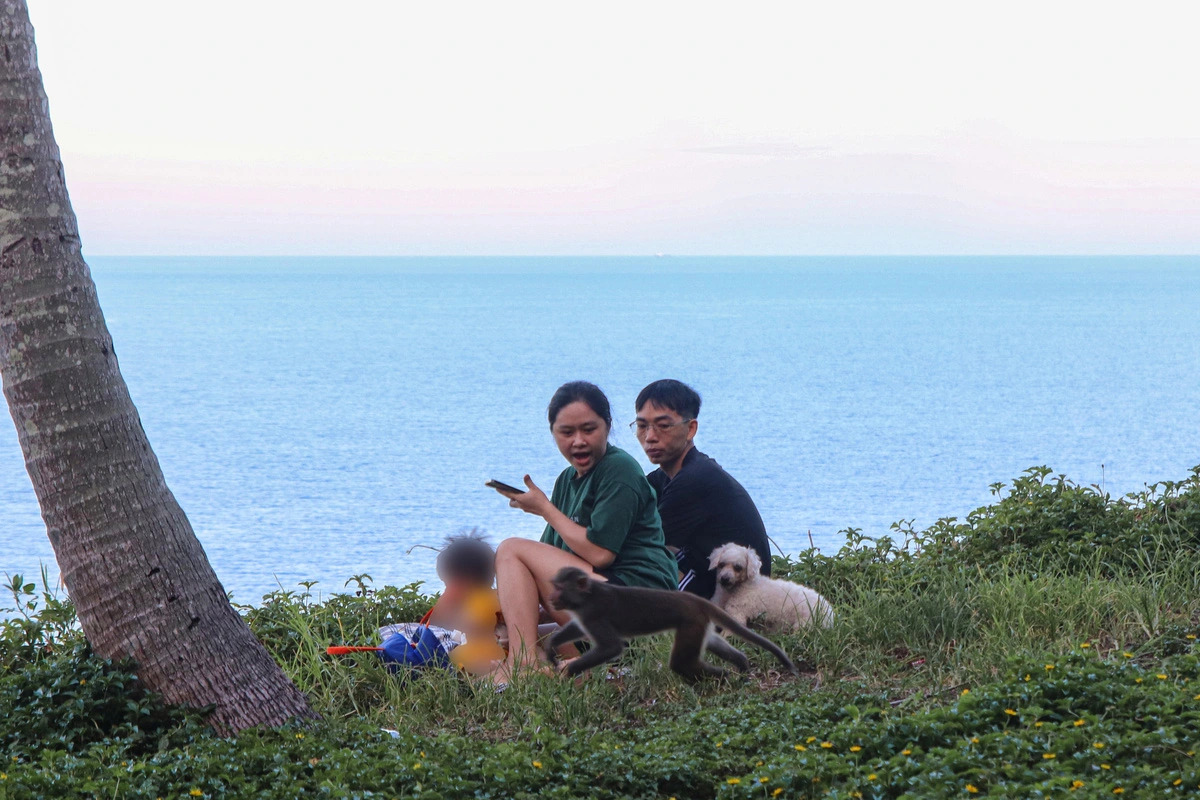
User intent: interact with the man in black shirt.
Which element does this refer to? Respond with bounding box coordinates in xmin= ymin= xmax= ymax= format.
xmin=632 ymin=379 xmax=772 ymax=599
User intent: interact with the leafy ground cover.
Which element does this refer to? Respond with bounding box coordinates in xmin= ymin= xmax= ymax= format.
xmin=2 ymin=466 xmax=1199 ymax=798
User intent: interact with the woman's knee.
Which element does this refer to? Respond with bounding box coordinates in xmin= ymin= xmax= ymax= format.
xmin=495 ymin=538 xmax=548 ymax=578
xmin=497 ymin=537 xmax=556 ymax=562
xmin=495 ymin=538 xmax=522 ymax=579
xmin=496 ymin=537 xmax=529 ymax=563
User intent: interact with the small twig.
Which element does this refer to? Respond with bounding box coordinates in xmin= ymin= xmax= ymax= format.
xmin=767 ymin=534 xmax=786 ymax=557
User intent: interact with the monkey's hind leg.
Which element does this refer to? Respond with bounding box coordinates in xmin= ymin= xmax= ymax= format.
xmin=704 ymin=632 xmax=751 ymax=673
xmin=669 ymin=622 xmax=731 ymax=681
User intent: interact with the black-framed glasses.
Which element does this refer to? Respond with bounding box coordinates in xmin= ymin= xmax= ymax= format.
xmin=629 ymin=418 xmax=693 ymax=435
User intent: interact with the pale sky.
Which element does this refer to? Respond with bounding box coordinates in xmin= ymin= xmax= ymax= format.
xmin=27 ymin=0 xmax=1200 ymax=255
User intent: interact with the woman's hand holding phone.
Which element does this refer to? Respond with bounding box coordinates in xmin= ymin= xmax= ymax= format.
xmin=488 ymin=475 xmax=551 ymax=516
xmin=486 ymin=479 xmax=525 ymax=495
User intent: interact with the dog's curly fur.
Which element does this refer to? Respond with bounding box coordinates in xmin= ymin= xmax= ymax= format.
xmin=708 ymin=543 xmax=834 ymax=632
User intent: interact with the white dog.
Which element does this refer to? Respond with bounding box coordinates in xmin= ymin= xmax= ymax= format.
xmin=708 ymin=543 xmax=834 ymax=632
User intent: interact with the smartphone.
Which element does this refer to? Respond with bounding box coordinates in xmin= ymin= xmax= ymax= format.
xmin=486 ymin=479 xmax=526 ymax=494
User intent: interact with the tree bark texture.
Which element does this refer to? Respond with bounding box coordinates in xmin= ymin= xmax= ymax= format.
xmin=0 ymin=1 xmax=316 ymax=734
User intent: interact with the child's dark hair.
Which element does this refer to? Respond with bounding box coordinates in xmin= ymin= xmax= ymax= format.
xmin=547 ymin=380 xmax=613 ymax=429
xmin=436 ymin=532 xmax=496 ymax=586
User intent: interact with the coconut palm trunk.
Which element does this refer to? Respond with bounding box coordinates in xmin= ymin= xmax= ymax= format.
xmin=0 ymin=2 xmax=316 ymax=733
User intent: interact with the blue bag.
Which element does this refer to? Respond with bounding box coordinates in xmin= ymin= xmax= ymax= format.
xmin=377 ymin=624 xmax=449 ymax=672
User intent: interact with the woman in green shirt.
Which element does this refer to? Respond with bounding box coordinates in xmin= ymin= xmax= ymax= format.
xmin=491 ymin=381 xmax=677 ymax=679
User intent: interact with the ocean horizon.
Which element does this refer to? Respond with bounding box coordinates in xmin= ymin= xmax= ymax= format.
xmin=3 ymin=255 xmax=1198 ymax=607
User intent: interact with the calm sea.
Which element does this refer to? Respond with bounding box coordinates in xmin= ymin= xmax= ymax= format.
xmin=3 ymin=256 xmax=1199 ymax=605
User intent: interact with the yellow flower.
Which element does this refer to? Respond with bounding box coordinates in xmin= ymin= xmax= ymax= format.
xmin=727 ymin=778 xmax=741 ymax=785
xmin=961 ymin=688 xmax=970 ymax=695
xmin=760 ymin=777 xmax=769 ymax=783
xmin=773 ymin=790 xmax=784 ymax=797
xmin=420 ymin=751 xmax=425 ymax=757
xmin=1174 ymin=779 xmax=1183 ymax=786
xmin=1074 ymin=719 xmax=1086 ymax=727
xmin=901 ymin=749 xmax=912 ymax=756
xmin=413 ymin=763 xmax=421 ymax=770
xmin=807 ymin=736 xmax=817 ymax=743
xmin=190 ymin=792 xmax=203 ymax=798
xmin=1081 ymin=642 xmax=1091 ymax=648
xmin=1045 ymin=664 xmax=1055 ymax=671
xmin=794 ymin=744 xmax=807 ymax=751
xmin=850 ymin=745 xmax=862 ymax=752
xmin=295 ymin=733 xmax=305 ymax=740
xmin=1122 ymin=652 xmax=1133 ymax=658
xmin=0 ymin=773 xmax=6 ymax=781
xmin=967 ymin=785 xmax=979 ymax=794
xmin=867 ymin=774 xmax=877 ymax=781
xmin=1072 ymin=780 xmax=1085 ymax=789
xmin=1135 ymin=678 xmax=1143 ymax=684
xmin=1187 ymin=634 xmax=1196 ymax=640
xmin=80 ymin=679 xmax=87 ymax=685
xmin=1004 ymin=709 xmax=1018 ymax=716
xmin=532 ymin=761 xmax=542 ymax=769
xmin=820 ymin=741 xmax=833 ymax=749
xmin=1157 ymin=674 xmax=1168 ymax=680
xmin=1043 ymin=753 xmax=1056 ymax=759
xmin=1024 ymin=674 xmax=1031 ymax=681
xmin=756 ymin=760 xmax=764 ymax=767
xmin=1194 ymin=694 xmax=1200 ymax=700
xmin=1101 ymin=763 xmax=1111 ymax=770
xmin=1113 ymin=788 xmax=1124 ymax=795
xmin=1034 ymin=722 xmax=1044 ymax=728
xmin=971 ymin=737 xmax=980 ymax=743
xmin=1093 ymin=742 xmax=1105 ymax=749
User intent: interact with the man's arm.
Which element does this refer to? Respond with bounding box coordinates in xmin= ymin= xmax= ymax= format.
xmin=655 ymin=473 xmax=711 ymax=554
xmin=659 ymin=458 xmax=773 ymax=588
xmin=655 ymin=470 xmax=722 ymax=595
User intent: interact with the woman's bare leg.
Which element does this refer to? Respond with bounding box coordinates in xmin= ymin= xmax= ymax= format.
xmin=494 ymin=537 xmax=606 ymax=677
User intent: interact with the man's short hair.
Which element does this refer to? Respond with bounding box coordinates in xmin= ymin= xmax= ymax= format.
xmin=635 ymin=379 xmax=701 ymax=419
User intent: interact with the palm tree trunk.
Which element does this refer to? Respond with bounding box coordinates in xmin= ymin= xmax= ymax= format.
xmin=1 ymin=1 xmax=316 ymax=734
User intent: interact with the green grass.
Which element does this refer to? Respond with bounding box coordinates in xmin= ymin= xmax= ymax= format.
xmin=2 ymin=465 xmax=1199 ymax=798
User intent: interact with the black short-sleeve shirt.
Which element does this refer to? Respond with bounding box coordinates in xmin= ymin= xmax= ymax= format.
xmin=647 ymin=448 xmax=771 ymax=599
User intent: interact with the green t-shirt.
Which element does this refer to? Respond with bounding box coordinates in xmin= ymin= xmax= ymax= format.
xmin=540 ymin=446 xmax=677 ymax=590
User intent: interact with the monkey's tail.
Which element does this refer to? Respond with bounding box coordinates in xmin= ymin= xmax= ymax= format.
xmin=710 ymin=606 xmax=799 ymax=676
